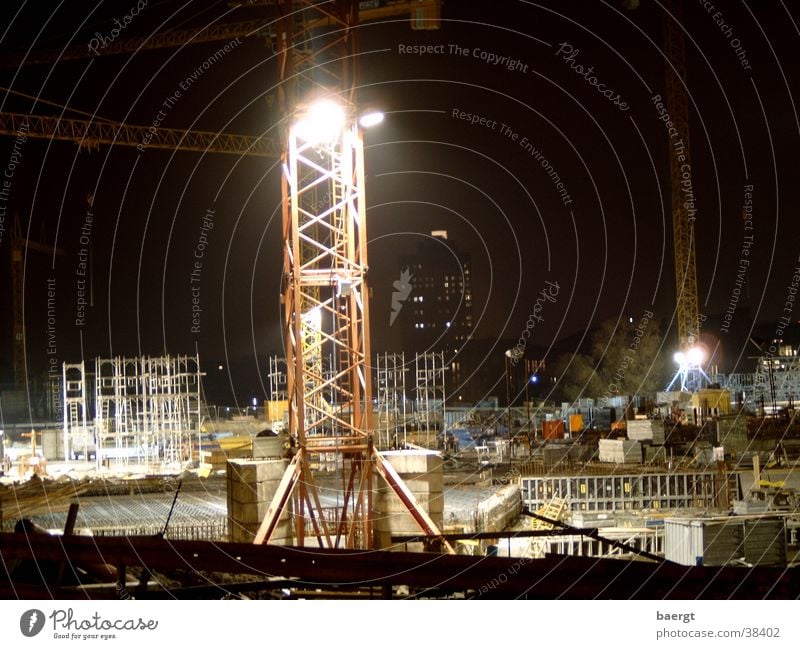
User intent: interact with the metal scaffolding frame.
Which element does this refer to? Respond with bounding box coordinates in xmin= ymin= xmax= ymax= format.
xmin=415 ymin=351 xmax=446 ymax=435
xmin=268 ymin=355 xmax=288 ymax=401
xmin=62 ymin=362 xmax=89 ymax=461
xmin=716 ymin=355 xmax=800 ymax=412
xmin=375 ymin=352 xmax=408 ymax=449
xmin=88 ymin=354 xmax=201 ymax=466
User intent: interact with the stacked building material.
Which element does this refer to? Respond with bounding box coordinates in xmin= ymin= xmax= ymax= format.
xmin=644 ymin=445 xmax=668 ymax=465
xmin=743 ymin=518 xmax=786 ymax=566
xmin=626 ymin=419 xmax=665 ymax=444
xmin=598 ymin=439 xmax=642 ymax=464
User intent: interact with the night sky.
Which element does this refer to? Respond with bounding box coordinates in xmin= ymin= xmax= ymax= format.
xmin=1 ymin=0 xmax=798 ymax=407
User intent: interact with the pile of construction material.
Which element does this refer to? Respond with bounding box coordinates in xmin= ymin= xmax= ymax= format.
xmin=598 ymin=439 xmax=642 ymax=464
xmin=627 ymin=419 xmax=665 ymax=444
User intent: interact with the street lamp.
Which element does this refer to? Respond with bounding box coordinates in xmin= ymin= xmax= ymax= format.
xmin=504 ymin=348 xmax=521 ymax=457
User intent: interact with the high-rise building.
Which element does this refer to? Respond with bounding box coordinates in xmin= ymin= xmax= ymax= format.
xmin=397 ymin=231 xmax=474 ymax=360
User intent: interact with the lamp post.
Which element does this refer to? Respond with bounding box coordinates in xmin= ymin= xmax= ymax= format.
xmin=505 ymin=348 xmax=521 ymax=458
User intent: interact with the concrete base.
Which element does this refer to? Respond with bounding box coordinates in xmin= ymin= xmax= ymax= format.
xmin=373 ymin=450 xmax=444 ymax=551
xmin=226 ymin=458 xmax=292 ymax=545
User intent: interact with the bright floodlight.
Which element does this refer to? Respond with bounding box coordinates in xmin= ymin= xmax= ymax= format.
xmin=687 ymin=346 xmax=705 ymax=366
xmin=359 ymin=111 xmax=384 ymax=128
xmin=673 ymin=351 xmax=685 ymax=365
xmin=303 ymin=306 xmax=322 ymax=330
xmin=294 ymin=99 xmax=345 ymax=144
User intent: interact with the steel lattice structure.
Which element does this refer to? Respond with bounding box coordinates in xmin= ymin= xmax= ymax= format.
xmin=253 ymin=0 xmax=450 ymax=552
xmin=0 ymin=112 xmax=281 ymax=157
xmin=663 ymin=0 xmax=705 ymax=392
xmin=254 ymin=113 xmax=449 ymax=549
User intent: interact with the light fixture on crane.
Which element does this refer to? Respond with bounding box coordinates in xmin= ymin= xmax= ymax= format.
xmin=668 ymin=344 xmax=710 ymax=393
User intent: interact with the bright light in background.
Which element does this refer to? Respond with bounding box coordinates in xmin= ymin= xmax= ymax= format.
xmin=294 ymin=99 xmax=345 ymax=144
xmin=252 ymin=397 xmax=258 ymax=407
xmin=530 ymin=375 xmax=538 ymax=384
xmin=674 ymin=347 xmax=705 ymax=367
xmin=687 ymin=346 xmax=705 ymax=366
xmin=359 ymin=111 xmax=384 ymax=128
xmin=303 ymin=307 xmax=322 ymax=330
xmin=218 ymin=364 xmax=223 ymax=371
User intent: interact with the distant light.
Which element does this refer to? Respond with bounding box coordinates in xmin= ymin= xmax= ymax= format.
xmin=252 ymin=397 xmax=258 ymax=407
xmin=687 ymin=346 xmax=705 ymax=366
xmin=629 ymin=317 xmax=633 ymax=323
xmin=446 ymin=321 xmax=451 ymax=327
xmin=530 ymin=375 xmax=538 ymax=384
xmin=294 ymin=99 xmax=345 ymax=145
xmin=218 ymin=364 xmax=223 ymax=371
xmin=359 ymin=111 xmax=384 ymax=128
xmin=673 ymin=351 xmax=685 ymax=365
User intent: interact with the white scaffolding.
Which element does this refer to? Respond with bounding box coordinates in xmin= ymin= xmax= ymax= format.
xmin=62 ymin=354 xmax=202 ymax=467
xmin=62 ymin=362 xmax=89 ymax=461
xmin=375 ymin=352 xmax=408 ymax=449
xmin=415 ymin=351 xmax=446 ymax=436
xmin=715 ymin=354 xmax=800 ymax=412
xmin=268 ymin=355 xmax=288 ymax=401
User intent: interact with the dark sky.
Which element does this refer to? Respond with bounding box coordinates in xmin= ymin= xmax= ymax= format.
xmin=1 ymin=0 xmax=799 ymax=404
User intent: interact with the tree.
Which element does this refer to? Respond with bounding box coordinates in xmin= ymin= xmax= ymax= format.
xmin=552 ymin=314 xmax=666 ymax=404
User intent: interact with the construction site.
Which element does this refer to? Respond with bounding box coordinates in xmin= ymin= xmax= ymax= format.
xmin=1 ymin=1 xmax=800 ymax=601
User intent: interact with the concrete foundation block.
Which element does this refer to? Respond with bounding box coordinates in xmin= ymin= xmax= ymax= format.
xmin=230 ymin=519 xmax=293 ymax=545
xmin=380 ymin=450 xmax=442 ymax=476
xmin=401 ymin=475 xmax=444 ymax=492
xmin=227 ymin=477 xmax=285 ymax=504
xmin=376 ymin=489 xmax=444 ymax=514
xmin=373 ymin=510 xmax=444 ymax=534
xmin=227 ymin=458 xmax=289 ymax=484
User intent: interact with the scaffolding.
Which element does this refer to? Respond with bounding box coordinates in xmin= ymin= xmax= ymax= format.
xmin=268 ymin=355 xmax=288 ymax=401
xmin=62 ymin=362 xmax=89 ymax=461
xmin=715 ymin=355 xmax=800 ymax=412
xmin=375 ymin=352 xmax=408 ymax=449
xmin=63 ymin=354 xmax=202 ymax=467
xmin=415 ymin=351 xmax=447 ymax=436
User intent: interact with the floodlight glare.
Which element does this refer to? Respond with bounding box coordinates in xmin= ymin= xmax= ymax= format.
xmin=687 ymin=346 xmax=705 ymax=366
xmin=359 ymin=111 xmax=384 ymax=128
xmin=673 ymin=351 xmax=685 ymax=365
xmin=294 ymin=99 xmax=345 ymax=144
xmin=303 ymin=306 xmax=322 ymax=330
